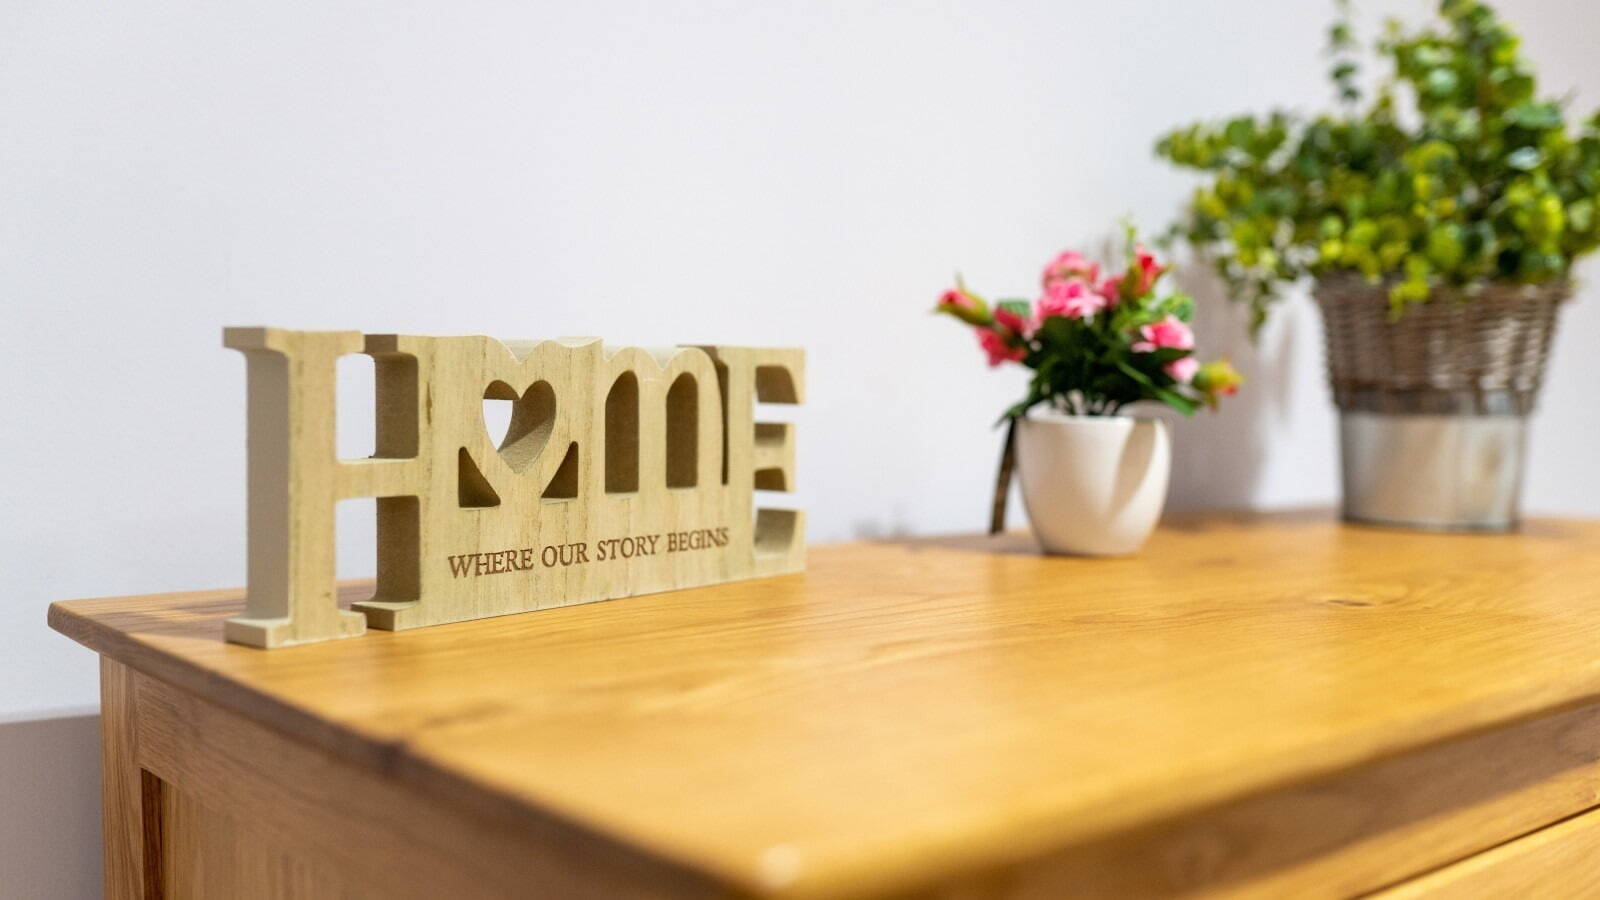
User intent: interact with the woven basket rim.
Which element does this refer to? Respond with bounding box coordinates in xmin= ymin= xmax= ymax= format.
xmin=1313 ymin=271 xmax=1566 ymax=415
xmin=1312 ymin=271 xmax=1573 ymax=305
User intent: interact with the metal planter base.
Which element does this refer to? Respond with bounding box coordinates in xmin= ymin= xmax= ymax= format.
xmin=1338 ymin=411 xmax=1527 ymax=532
xmin=1314 ymin=275 xmax=1566 ymax=534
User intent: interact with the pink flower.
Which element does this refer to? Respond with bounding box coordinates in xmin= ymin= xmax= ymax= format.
xmin=1096 ymin=274 xmax=1124 ymax=305
xmin=993 ymin=306 xmax=1032 ymax=337
xmin=1132 ymin=315 xmax=1195 ymax=352
xmin=977 ymin=328 xmax=1024 ymax=367
xmin=1040 ymin=250 xmax=1100 ymax=289
xmin=1036 ymin=279 xmax=1106 ymax=321
xmin=1133 ymin=245 xmax=1166 ymax=294
xmin=937 ymin=288 xmax=974 ymax=311
xmin=1165 ymin=355 xmax=1200 ymax=383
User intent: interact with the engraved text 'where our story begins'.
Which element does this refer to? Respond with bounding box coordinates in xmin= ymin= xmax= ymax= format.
xmin=447 ymin=527 xmax=733 ymax=578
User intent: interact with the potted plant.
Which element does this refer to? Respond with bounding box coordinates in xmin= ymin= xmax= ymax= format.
xmin=935 ymin=233 xmax=1241 ymax=555
xmin=1157 ymin=0 xmax=1600 ymax=530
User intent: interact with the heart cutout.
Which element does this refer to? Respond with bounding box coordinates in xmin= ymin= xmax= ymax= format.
xmin=482 ymin=380 xmax=556 ymax=473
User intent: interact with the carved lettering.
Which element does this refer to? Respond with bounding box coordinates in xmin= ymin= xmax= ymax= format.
xmin=446 ymin=527 xmax=728 ymax=579
xmin=222 ymin=330 xmax=805 ymax=648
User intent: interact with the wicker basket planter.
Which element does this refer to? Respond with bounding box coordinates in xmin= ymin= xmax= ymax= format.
xmin=1312 ymin=274 xmax=1568 ymax=531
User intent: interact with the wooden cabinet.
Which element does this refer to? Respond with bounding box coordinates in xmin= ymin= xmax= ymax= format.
xmin=50 ymin=512 xmax=1600 ymax=897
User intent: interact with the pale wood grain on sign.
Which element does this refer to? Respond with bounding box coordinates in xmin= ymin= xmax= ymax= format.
xmin=222 ymin=328 xmax=804 ymax=648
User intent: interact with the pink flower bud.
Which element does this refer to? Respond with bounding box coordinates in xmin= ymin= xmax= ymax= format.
xmin=937 ymin=288 xmax=974 ymax=310
xmin=993 ymin=306 xmax=1032 ymax=337
xmin=934 ymin=286 xmax=991 ymax=326
xmin=1165 ymin=355 xmax=1200 ymax=384
xmin=1131 ymin=315 xmax=1195 ymax=353
xmin=1133 ymin=245 xmax=1166 ymax=295
xmin=976 ymin=328 xmax=1025 ymax=367
xmin=1195 ymin=358 xmax=1244 ymax=405
xmin=1040 ymin=250 xmax=1101 ymax=289
xmin=1096 ymin=274 xmax=1124 ymax=305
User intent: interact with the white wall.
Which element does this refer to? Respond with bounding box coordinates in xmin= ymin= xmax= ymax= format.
xmin=4 ymin=0 xmax=1598 ymax=894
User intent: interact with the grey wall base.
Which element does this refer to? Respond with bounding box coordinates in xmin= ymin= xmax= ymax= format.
xmin=0 ymin=713 xmax=102 ymax=900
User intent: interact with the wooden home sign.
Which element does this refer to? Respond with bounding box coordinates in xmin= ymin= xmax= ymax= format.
xmin=224 ymin=328 xmax=804 ymax=648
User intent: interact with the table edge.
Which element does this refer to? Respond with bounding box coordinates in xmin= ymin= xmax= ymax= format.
xmin=47 ymin=518 xmax=1600 ymax=897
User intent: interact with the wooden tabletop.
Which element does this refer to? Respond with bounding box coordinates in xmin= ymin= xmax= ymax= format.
xmin=49 ymin=512 xmax=1600 ymax=898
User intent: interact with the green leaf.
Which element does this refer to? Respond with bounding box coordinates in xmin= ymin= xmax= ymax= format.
xmin=1507 ymin=102 xmax=1562 ymax=129
xmin=1506 ymin=146 xmax=1543 ymax=170
xmin=1114 ymin=360 xmax=1199 ymax=416
xmin=1424 ymin=67 xmax=1459 ymax=97
xmin=1426 ymin=224 xmax=1464 ymax=269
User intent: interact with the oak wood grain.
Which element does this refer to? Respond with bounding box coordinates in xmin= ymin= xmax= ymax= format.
xmin=159 ymin=786 xmax=359 ymax=899
xmin=1373 ymin=803 xmax=1600 ymax=897
xmin=53 ymin=512 xmax=1600 ymax=897
xmin=127 ymin=663 xmax=718 ymax=899
xmin=935 ymin=697 xmax=1600 ymax=897
xmin=99 ymin=657 xmax=154 ymax=900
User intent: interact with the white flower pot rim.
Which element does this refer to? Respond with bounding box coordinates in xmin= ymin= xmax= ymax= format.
xmin=1023 ymin=410 xmax=1157 ymax=425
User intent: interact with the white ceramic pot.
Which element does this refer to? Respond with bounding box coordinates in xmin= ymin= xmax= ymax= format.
xmin=1014 ymin=411 xmax=1171 ymax=556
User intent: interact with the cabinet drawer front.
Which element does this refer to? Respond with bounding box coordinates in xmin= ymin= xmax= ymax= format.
xmin=1374 ymin=804 xmax=1600 ymax=898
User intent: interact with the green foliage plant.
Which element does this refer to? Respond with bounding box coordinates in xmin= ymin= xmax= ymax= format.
xmin=1156 ymin=0 xmax=1600 ymax=330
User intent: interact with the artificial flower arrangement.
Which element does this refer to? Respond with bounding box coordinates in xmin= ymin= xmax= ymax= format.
xmin=935 ymin=234 xmax=1241 ymax=420
xmin=933 ymin=232 xmax=1240 ymax=556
